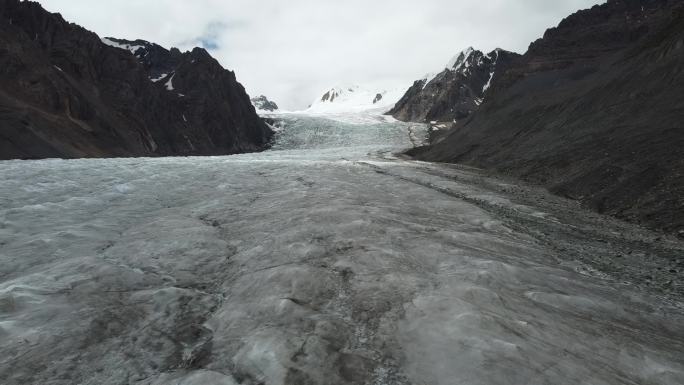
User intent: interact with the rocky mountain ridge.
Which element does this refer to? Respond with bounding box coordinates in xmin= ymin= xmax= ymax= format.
xmin=0 ymin=0 xmax=272 ymax=159
xmin=251 ymin=95 xmax=279 ymax=112
xmin=389 ymin=47 xmax=520 ymax=123
xmin=409 ymin=0 xmax=684 ymax=234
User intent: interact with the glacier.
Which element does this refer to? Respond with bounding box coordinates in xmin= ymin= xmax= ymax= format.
xmin=1 ymin=114 xmax=683 ymax=385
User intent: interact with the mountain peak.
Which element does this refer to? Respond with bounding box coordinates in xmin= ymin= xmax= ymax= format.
xmin=446 ymin=47 xmax=476 ymax=70
xmin=389 ymin=47 xmax=520 ymax=123
xmin=306 ymin=84 xmax=408 ymax=114
xmin=251 ymin=95 xmax=279 ymax=112
xmin=0 ymin=0 xmax=272 ymax=159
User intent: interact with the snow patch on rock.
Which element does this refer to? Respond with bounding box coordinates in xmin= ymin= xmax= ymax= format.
xmin=150 ymin=73 xmax=168 ymax=83
xmin=165 ymin=74 xmax=175 ymax=91
xmin=101 ymin=37 xmax=145 ymax=55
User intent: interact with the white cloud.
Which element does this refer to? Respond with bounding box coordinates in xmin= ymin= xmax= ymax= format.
xmin=37 ymin=0 xmax=604 ymax=110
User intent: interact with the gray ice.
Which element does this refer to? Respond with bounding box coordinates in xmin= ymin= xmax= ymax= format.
xmin=1 ymin=114 xmax=683 ymax=385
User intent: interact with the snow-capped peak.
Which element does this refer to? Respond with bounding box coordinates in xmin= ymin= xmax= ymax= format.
xmin=251 ymin=95 xmax=279 ymax=113
xmin=317 ymin=85 xmax=362 ymax=103
xmin=446 ymin=47 xmax=475 ymax=71
xmin=303 ymin=84 xmax=408 ymax=114
xmin=420 ymin=47 xmax=502 ymax=90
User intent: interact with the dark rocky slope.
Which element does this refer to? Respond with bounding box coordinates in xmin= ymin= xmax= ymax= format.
xmin=410 ymin=0 xmax=684 ymax=234
xmin=388 ymin=48 xmax=519 ymax=123
xmin=0 ymin=0 xmax=272 ymax=160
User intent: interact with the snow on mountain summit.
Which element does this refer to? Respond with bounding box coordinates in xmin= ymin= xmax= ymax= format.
xmin=304 ymin=84 xmax=407 ymax=114
xmin=388 ymin=47 xmax=520 ymax=123
xmin=251 ymin=95 xmax=279 ymax=113
xmin=446 ymin=47 xmax=475 ymax=70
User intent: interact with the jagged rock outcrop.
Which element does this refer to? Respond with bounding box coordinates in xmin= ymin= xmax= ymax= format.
xmin=389 ymin=48 xmax=519 ymax=123
xmin=0 ymin=0 xmax=272 ymax=160
xmin=410 ymin=0 xmax=684 ymax=234
xmin=250 ymin=95 xmax=279 ymax=112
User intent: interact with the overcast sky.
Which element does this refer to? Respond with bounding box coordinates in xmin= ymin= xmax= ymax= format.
xmin=38 ymin=0 xmax=603 ymax=110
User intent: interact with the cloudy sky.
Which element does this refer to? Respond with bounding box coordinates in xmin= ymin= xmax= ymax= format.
xmin=38 ymin=0 xmax=603 ymax=110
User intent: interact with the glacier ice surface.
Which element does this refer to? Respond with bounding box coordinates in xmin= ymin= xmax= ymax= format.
xmin=1 ymin=114 xmax=683 ymax=384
